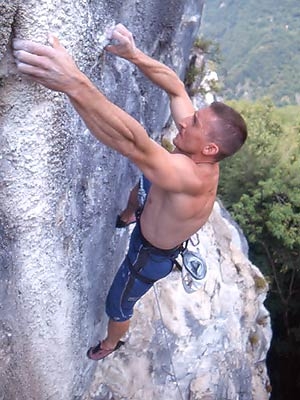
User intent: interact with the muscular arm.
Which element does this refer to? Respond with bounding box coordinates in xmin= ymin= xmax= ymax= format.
xmin=68 ymin=76 xmax=150 ymax=158
xmin=69 ymin=80 xmax=198 ymax=193
xmin=12 ymin=35 xmax=151 ymax=158
xmin=128 ymin=49 xmax=194 ymax=126
xmin=107 ymin=24 xmax=195 ymax=126
xmin=12 ymin=32 xmax=200 ymax=194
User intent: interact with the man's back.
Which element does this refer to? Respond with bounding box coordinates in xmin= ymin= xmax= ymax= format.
xmin=140 ymin=157 xmax=219 ymax=249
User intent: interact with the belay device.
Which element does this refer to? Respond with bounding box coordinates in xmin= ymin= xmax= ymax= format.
xmin=176 ymin=243 xmax=207 ymax=294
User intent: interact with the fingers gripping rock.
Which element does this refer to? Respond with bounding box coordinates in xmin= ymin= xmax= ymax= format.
xmin=104 ymin=23 xmax=137 ymax=60
xmin=12 ymin=36 xmax=82 ymax=93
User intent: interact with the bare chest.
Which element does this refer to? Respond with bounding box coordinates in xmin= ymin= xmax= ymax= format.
xmin=140 ymin=185 xmax=216 ymax=248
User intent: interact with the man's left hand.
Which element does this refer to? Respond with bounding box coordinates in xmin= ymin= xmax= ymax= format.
xmin=106 ymin=24 xmax=137 ymax=61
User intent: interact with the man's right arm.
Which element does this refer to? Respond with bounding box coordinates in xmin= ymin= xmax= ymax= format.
xmin=106 ymin=24 xmax=195 ymax=126
xmin=12 ymin=32 xmax=200 ymax=194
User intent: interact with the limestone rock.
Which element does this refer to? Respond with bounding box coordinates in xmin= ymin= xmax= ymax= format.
xmin=85 ymin=201 xmax=271 ymax=400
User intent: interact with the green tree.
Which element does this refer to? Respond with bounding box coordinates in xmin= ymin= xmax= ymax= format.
xmin=218 ymin=99 xmax=300 ymax=399
xmin=218 ymin=99 xmax=282 ymax=204
xmin=200 ymin=0 xmax=300 ymax=105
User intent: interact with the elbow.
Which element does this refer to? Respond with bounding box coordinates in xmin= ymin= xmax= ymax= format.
xmin=169 ymin=80 xmax=186 ymax=98
xmin=118 ymin=141 xmax=136 ymax=159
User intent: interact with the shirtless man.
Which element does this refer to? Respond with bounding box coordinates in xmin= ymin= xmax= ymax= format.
xmin=13 ymin=24 xmax=247 ymax=360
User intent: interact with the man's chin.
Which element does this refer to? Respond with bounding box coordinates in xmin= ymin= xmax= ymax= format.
xmin=172 ymin=140 xmax=182 ymax=153
xmin=173 ymin=135 xmax=179 ymax=146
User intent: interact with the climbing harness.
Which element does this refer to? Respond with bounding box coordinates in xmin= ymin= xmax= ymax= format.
xmin=153 ymin=285 xmax=185 ymax=400
xmin=175 ymin=241 xmax=207 ymax=294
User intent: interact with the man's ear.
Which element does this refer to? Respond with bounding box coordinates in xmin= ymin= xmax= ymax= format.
xmin=202 ymin=143 xmax=219 ymax=156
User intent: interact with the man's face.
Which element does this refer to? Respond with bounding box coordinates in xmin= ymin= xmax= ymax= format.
xmin=173 ymin=107 xmax=214 ymax=155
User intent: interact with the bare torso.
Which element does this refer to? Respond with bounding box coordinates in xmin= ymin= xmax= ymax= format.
xmin=140 ymin=161 xmax=219 ymax=249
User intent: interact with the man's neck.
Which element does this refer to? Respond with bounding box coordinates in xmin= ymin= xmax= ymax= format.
xmin=171 ymin=147 xmax=217 ymax=165
xmin=195 ymin=160 xmax=217 ymax=165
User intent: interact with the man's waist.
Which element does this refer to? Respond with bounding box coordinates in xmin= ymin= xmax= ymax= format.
xmin=136 ymin=218 xmax=183 ymax=254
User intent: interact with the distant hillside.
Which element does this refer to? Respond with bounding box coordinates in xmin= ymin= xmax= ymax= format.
xmin=200 ymin=0 xmax=300 ymax=105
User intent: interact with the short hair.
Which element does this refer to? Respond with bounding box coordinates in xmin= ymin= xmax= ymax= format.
xmin=207 ymin=101 xmax=247 ymax=161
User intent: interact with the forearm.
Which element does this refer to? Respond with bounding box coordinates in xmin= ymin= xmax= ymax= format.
xmin=106 ymin=24 xmax=195 ymax=123
xmin=125 ymin=184 xmax=139 ymax=213
xmin=67 ymin=74 xmax=148 ymax=157
xmin=128 ymin=49 xmax=186 ymax=97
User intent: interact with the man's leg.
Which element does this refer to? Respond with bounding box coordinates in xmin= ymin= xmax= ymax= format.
xmin=87 ymin=318 xmax=129 ymax=360
xmin=87 ymin=261 xmax=136 ymax=360
xmin=116 ymin=184 xmax=139 ymax=227
xmin=101 ymin=318 xmax=130 ymax=350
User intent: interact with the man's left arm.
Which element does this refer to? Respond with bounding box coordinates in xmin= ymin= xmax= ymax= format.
xmin=106 ymin=24 xmax=195 ymax=127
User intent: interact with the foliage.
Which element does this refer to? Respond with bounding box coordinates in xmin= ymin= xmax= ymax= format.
xmin=218 ymin=98 xmax=283 ymax=204
xmin=200 ymin=0 xmax=300 ymax=105
xmin=184 ymin=36 xmax=221 ymax=96
xmin=184 ymin=64 xmax=203 ymax=88
xmin=218 ymin=99 xmax=300 ymax=399
xmin=193 ymin=36 xmax=222 ymax=64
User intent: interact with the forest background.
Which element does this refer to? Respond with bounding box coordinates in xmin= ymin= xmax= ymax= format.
xmin=198 ymin=1 xmax=300 ymax=400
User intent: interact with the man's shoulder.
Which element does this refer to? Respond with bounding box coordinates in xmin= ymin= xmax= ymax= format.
xmin=169 ymin=152 xmax=194 ymax=165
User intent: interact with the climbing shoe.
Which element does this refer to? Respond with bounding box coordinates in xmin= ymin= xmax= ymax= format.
xmin=87 ymin=340 xmax=125 ymax=360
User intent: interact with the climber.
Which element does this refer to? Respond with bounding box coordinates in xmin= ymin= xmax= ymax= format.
xmin=12 ymin=23 xmax=247 ymax=360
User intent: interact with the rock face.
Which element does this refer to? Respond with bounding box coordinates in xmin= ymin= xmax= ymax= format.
xmin=0 ymin=1 xmax=271 ymax=399
xmin=84 ymin=202 xmax=272 ymax=400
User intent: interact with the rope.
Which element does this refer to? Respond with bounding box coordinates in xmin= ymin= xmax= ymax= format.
xmin=153 ymin=284 xmax=185 ymax=400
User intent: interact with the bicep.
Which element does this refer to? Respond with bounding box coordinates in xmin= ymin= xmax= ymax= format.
xmin=169 ymin=89 xmax=195 ymax=127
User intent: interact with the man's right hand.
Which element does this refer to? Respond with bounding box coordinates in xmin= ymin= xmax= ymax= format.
xmin=106 ymin=24 xmax=138 ymax=61
xmin=13 ymin=34 xmax=85 ymax=94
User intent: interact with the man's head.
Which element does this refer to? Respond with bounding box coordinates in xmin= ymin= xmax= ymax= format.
xmin=174 ymin=102 xmax=247 ymax=163
xmin=205 ymin=102 xmax=247 ymax=161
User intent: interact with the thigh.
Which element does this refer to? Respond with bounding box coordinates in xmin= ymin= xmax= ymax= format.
xmin=105 ymin=258 xmax=153 ymax=321
xmin=135 ymin=248 xmax=174 ymax=282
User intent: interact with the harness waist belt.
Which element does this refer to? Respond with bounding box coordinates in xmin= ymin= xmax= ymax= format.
xmin=136 ymin=218 xmax=182 ymax=256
